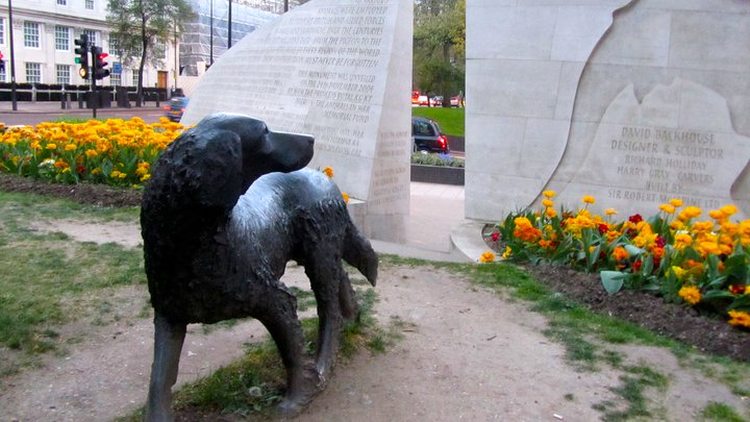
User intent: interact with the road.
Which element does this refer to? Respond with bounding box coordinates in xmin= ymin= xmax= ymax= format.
xmin=0 ymin=101 xmax=468 ymax=159
xmin=0 ymin=101 xmax=165 ymax=126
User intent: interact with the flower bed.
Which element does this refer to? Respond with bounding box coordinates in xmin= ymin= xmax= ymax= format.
xmin=481 ymin=191 xmax=750 ymax=329
xmin=410 ymin=164 xmax=464 ymax=185
xmin=410 ymin=152 xmax=465 ymax=185
xmin=0 ymin=117 xmax=184 ymax=188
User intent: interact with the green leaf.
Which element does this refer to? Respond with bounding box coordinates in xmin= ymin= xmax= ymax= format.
xmin=706 ymin=276 xmax=728 ymax=289
xmin=723 ymin=254 xmax=748 ymax=282
xmin=642 ymin=255 xmax=654 ymax=275
xmin=624 ymin=244 xmax=645 ymax=257
xmin=683 ymin=247 xmax=702 ymax=261
xmin=701 ymin=290 xmax=735 ymax=301
xmin=600 ymin=271 xmax=626 ymax=295
xmin=587 ymin=244 xmax=601 ymax=270
xmin=728 ymin=294 xmax=750 ymax=311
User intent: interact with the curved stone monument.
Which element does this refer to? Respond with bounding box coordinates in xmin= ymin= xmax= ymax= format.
xmin=466 ymin=0 xmax=750 ymax=219
xmin=182 ymin=0 xmax=413 ymax=241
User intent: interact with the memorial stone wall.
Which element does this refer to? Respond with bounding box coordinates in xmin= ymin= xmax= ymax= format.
xmin=182 ymin=0 xmax=413 ymax=241
xmin=466 ymin=0 xmax=750 ymax=220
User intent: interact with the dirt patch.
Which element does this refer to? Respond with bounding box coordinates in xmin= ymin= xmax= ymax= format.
xmin=295 ymin=266 xmax=618 ymax=422
xmin=30 ymin=219 xmax=142 ymax=248
xmin=2 ymin=263 xmax=747 ymax=421
xmin=0 ymin=173 xmax=142 ymax=207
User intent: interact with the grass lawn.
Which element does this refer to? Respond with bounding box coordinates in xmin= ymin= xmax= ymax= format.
xmin=0 ymin=191 xmax=143 ymax=372
xmin=412 ymin=107 xmax=465 ymax=137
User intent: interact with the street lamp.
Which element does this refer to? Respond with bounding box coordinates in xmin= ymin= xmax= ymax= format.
xmin=8 ymin=0 xmax=17 ymax=110
xmin=227 ymin=0 xmax=232 ymax=49
xmin=209 ymin=0 xmax=213 ymax=65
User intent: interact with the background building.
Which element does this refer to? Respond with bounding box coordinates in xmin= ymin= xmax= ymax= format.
xmin=176 ymin=0 xmax=308 ymax=95
xmin=180 ymin=0 xmax=277 ymax=78
xmin=0 ymin=0 xmax=174 ymax=90
xmin=0 ymin=0 xmax=307 ymax=95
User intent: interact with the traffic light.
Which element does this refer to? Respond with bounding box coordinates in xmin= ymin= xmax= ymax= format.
xmin=74 ymin=34 xmax=89 ymax=79
xmin=92 ymin=46 xmax=110 ymax=80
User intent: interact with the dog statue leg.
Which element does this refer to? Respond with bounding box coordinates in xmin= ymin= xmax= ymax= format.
xmin=339 ymin=272 xmax=359 ymax=322
xmin=257 ymin=286 xmax=321 ymax=416
xmin=145 ymin=313 xmax=187 ymax=422
xmin=304 ymin=252 xmax=344 ymax=380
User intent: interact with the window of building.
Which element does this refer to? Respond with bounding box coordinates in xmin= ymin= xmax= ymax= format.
xmin=83 ymin=29 xmax=97 ymax=47
xmin=110 ymin=72 xmax=121 ymax=86
xmin=55 ymin=26 xmax=70 ymax=51
xmin=0 ymin=18 xmax=5 ymax=45
xmin=57 ymin=0 xmax=67 ymax=5
xmin=24 ymin=22 xmax=40 ymax=48
xmin=85 ymin=0 xmax=94 ymax=10
xmin=109 ymin=37 xmax=119 ymax=55
xmin=0 ymin=66 xmax=6 ymax=83
xmin=56 ymin=64 xmax=71 ymax=85
xmin=26 ymin=62 xmax=41 ymax=83
xmin=132 ymin=70 xmax=139 ymax=87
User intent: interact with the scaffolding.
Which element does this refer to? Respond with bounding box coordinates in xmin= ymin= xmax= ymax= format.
xmin=180 ymin=0 xmax=308 ymax=76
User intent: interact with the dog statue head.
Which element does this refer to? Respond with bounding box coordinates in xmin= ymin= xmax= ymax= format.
xmin=145 ymin=113 xmax=315 ymax=214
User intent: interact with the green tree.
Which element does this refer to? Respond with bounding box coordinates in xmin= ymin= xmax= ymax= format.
xmin=413 ymin=0 xmax=465 ymax=107
xmin=106 ymin=0 xmax=195 ymax=105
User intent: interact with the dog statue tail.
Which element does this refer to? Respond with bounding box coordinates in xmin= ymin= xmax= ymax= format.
xmin=343 ymin=222 xmax=378 ymax=287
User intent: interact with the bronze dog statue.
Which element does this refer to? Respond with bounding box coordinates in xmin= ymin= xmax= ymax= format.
xmin=141 ymin=113 xmax=377 ymax=420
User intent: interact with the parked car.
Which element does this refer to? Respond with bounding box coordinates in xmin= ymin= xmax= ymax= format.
xmin=417 ymin=95 xmax=429 ymax=106
xmin=412 ymin=90 xmax=420 ymax=105
xmin=164 ymin=96 xmax=189 ymax=122
xmin=430 ymin=96 xmax=444 ymax=107
xmin=412 ymin=116 xmax=449 ymax=153
xmin=450 ymin=95 xmax=465 ymax=107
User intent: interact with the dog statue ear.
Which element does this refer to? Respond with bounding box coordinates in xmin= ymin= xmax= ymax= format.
xmin=194 ymin=129 xmax=245 ymax=212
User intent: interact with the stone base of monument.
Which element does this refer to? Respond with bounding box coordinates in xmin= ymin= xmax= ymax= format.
xmin=347 ymin=199 xmax=409 ymax=244
xmin=411 ymin=164 xmax=465 ymax=186
xmin=346 ymin=198 xmax=366 ymax=226
xmin=449 ymin=220 xmax=492 ymax=263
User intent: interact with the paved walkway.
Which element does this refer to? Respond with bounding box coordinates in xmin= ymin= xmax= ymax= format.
xmin=370 ymin=181 xmax=489 ymax=264
xmin=0 ymin=100 xmax=162 ymax=114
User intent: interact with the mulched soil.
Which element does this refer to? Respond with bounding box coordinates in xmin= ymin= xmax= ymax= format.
xmin=0 ymin=173 xmax=142 ymax=207
xmin=526 ymin=264 xmax=750 ymax=362
xmin=482 ymin=225 xmax=750 ymax=362
xmin=1 ymin=174 xmax=747 ymax=362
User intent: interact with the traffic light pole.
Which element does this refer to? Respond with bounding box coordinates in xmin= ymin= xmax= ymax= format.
xmin=75 ymin=35 xmax=109 ymax=118
xmin=90 ymin=53 xmax=97 ymax=119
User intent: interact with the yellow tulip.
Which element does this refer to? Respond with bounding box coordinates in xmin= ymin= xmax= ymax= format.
xmin=479 ymin=251 xmax=495 ymax=263
xmin=678 ymin=285 xmax=701 ymax=305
